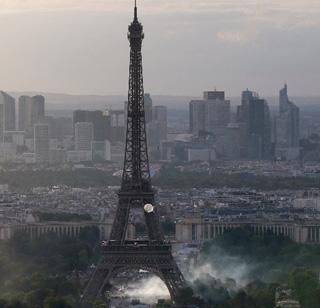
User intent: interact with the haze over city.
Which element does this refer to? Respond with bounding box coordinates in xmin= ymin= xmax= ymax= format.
xmin=0 ymin=1 xmax=320 ymax=307
xmin=0 ymin=0 xmax=319 ymax=96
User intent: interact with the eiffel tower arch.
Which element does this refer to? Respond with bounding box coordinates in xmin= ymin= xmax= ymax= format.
xmin=81 ymin=1 xmax=186 ymax=306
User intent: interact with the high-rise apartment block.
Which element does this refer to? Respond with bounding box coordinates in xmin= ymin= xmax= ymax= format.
xmin=75 ymin=122 xmax=94 ymax=151
xmin=189 ymin=91 xmax=230 ymax=136
xmin=34 ymin=124 xmax=49 ymax=163
xmin=19 ymin=95 xmax=45 ymax=136
xmin=237 ymin=90 xmax=271 ymax=159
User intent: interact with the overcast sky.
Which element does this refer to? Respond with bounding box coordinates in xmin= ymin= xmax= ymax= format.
xmin=0 ymin=0 xmax=319 ymax=97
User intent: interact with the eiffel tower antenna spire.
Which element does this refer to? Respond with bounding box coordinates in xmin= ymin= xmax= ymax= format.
xmin=134 ymin=0 xmax=138 ymax=20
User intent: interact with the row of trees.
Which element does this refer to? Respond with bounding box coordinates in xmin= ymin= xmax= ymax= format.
xmin=1 ymin=166 xmax=320 ymax=191
xmin=1 ymin=227 xmax=320 ymax=307
xmin=195 ymin=228 xmax=320 ymax=307
xmin=155 ymin=166 xmax=320 ymax=190
xmin=0 ymin=227 xmax=100 ymax=307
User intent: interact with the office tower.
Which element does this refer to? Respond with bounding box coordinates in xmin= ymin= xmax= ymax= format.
xmin=75 ymin=122 xmax=94 ymax=151
xmin=0 ymin=91 xmax=15 ymax=131
xmin=276 ymin=84 xmax=300 ymax=148
xmin=189 ymin=91 xmax=230 ymax=136
xmin=153 ymin=105 xmax=167 ymax=141
xmin=73 ymin=110 xmax=111 ymax=141
xmin=0 ymin=105 xmax=3 ymax=142
xmin=38 ymin=116 xmax=55 ymax=138
xmin=144 ymin=93 xmax=153 ymax=123
xmin=34 ymin=124 xmax=49 ymax=163
xmin=237 ymin=90 xmax=271 ymax=159
xmin=203 ymin=91 xmax=225 ymax=101
xmin=19 ymin=95 xmax=45 ymax=136
xmin=109 ymin=110 xmax=125 ymax=142
xmin=190 ymin=99 xmax=205 ymax=135
xmin=51 ymin=117 xmax=73 ymax=140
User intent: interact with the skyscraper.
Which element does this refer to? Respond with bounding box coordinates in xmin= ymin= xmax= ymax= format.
xmin=276 ymin=84 xmax=300 ymax=148
xmin=0 ymin=91 xmax=15 ymax=132
xmin=152 ymin=105 xmax=167 ymax=141
xmin=109 ymin=110 xmax=126 ymax=142
xmin=73 ymin=110 xmax=111 ymax=141
xmin=189 ymin=91 xmax=230 ymax=136
xmin=34 ymin=124 xmax=49 ymax=163
xmin=19 ymin=95 xmax=45 ymax=136
xmin=144 ymin=93 xmax=153 ymax=123
xmin=237 ymin=90 xmax=271 ymax=159
xmin=75 ymin=122 xmax=94 ymax=151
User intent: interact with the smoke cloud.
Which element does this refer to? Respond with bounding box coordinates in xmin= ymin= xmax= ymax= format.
xmin=124 ymin=276 xmax=170 ymax=304
xmin=188 ymin=245 xmax=256 ymax=288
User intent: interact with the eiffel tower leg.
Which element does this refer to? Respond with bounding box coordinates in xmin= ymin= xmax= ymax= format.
xmin=159 ymin=262 xmax=187 ymax=303
xmin=81 ymin=261 xmax=114 ymax=306
xmin=109 ymin=197 xmax=130 ymax=242
xmin=144 ymin=210 xmax=164 ymax=242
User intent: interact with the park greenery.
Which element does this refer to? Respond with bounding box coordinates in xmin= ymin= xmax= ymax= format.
xmin=1 ymin=167 xmax=320 ymax=191
xmin=176 ymin=228 xmax=320 ymax=307
xmin=0 ymin=228 xmax=320 ymax=307
xmin=0 ymin=227 xmax=100 ymax=308
xmin=37 ymin=212 xmax=92 ymax=222
xmin=155 ymin=167 xmax=320 ymax=190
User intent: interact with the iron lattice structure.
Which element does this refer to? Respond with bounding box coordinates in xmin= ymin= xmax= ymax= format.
xmin=81 ymin=3 xmax=186 ymax=306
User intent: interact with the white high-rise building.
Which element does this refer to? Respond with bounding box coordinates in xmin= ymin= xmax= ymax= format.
xmin=75 ymin=122 xmax=94 ymax=151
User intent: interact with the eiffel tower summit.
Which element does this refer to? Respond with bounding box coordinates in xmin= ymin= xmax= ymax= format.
xmin=81 ymin=1 xmax=186 ymax=305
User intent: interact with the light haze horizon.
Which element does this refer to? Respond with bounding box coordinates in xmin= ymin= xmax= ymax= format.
xmin=0 ymin=0 xmax=319 ymax=97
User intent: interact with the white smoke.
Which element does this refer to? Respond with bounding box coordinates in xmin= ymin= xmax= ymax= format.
xmin=187 ymin=245 xmax=256 ymax=289
xmin=118 ymin=245 xmax=255 ymax=304
xmin=124 ymin=275 xmax=170 ymax=304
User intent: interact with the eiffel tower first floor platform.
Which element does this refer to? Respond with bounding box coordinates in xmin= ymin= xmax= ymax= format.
xmin=80 ymin=240 xmax=186 ymax=306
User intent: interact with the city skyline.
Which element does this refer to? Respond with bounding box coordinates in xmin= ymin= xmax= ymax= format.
xmin=0 ymin=0 xmax=318 ymax=96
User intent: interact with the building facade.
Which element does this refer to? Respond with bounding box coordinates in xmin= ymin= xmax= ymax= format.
xmin=275 ymin=84 xmax=300 ymax=160
xmin=189 ymin=91 xmax=230 ymax=136
xmin=176 ymin=217 xmax=320 ymax=244
xmin=18 ymin=95 xmax=45 ymax=136
xmin=237 ymin=90 xmax=271 ymax=159
xmin=34 ymin=124 xmax=49 ymax=163
xmin=0 ymin=91 xmax=15 ymax=135
xmin=73 ymin=110 xmax=111 ymax=142
xmin=144 ymin=93 xmax=153 ymax=123
xmin=75 ymin=122 xmax=94 ymax=151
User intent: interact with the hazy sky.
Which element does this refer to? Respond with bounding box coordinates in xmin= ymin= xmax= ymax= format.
xmin=0 ymin=0 xmax=319 ymax=97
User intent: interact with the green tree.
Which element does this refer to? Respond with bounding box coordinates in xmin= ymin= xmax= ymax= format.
xmin=43 ymin=297 xmax=72 ymax=308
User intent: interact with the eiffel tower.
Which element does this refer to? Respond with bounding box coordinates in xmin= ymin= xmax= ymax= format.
xmin=81 ymin=1 xmax=186 ymax=305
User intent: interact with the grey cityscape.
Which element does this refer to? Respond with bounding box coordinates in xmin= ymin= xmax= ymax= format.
xmin=0 ymin=1 xmax=320 ymax=308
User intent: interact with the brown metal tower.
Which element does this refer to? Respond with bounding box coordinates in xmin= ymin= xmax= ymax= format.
xmin=81 ymin=2 xmax=186 ymax=305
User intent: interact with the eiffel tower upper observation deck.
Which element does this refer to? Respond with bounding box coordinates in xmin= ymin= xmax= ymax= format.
xmin=80 ymin=1 xmax=186 ymax=305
